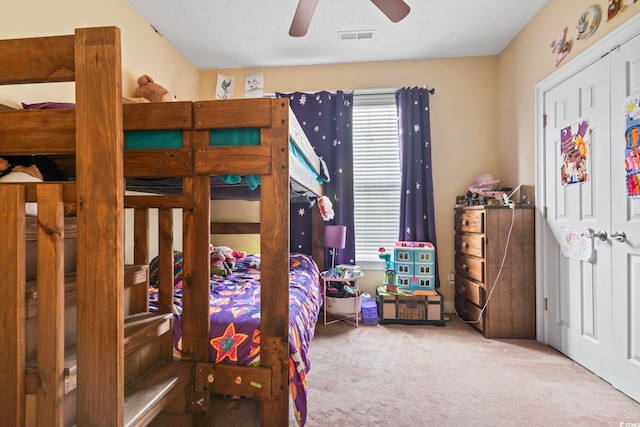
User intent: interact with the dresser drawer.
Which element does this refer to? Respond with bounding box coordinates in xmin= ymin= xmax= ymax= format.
xmin=455 ymin=210 xmax=484 ymax=233
xmin=455 ymin=254 xmax=484 ymax=283
xmin=455 ymin=233 xmax=484 ymax=258
xmin=455 ymin=274 xmax=485 ymax=307
xmin=455 ymin=294 xmax=484 ymax=332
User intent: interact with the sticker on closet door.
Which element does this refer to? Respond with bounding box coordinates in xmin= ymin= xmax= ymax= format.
xmin=559 ymin=225 xmax=595 ymax=263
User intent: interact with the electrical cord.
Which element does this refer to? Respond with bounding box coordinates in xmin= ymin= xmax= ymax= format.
xmin=455 ymin=202 xmax=516 ymax=324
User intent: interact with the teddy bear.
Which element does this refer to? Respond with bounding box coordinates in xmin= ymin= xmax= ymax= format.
xmin=122 ymin=74 xmax=177 ymax=104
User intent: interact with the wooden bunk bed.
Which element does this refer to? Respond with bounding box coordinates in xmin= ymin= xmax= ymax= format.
xmin=0 ymin=26 xmax=325 ymax=427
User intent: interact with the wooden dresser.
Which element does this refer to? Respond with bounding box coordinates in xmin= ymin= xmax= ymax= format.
xmin=454 ymin=205 xmax=535 ymax=339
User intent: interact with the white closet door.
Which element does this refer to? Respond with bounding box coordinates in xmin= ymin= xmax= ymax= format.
xmin=542 ymin=54 xmax=613 ymax=382
xmin=610 ymin=32 xmax=640 ymax=403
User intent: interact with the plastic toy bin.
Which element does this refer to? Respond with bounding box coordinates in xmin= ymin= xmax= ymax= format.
xmin=361 ymin=300 xmax=378 ymax=325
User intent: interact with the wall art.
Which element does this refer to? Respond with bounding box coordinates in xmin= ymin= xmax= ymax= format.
xmin=576 ymin=6 xmax=601 ymax=40
xmin=624 ymin=94 xmax=640 ymax=197
xmin=560 ymin=119 xmax=590 ymax=185
xmin=551 ymin=27 xmax=571 ymax=66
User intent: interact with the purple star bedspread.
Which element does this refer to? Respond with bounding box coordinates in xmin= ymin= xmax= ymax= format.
xmin=148 ymin=252 xmax=322 ymax=426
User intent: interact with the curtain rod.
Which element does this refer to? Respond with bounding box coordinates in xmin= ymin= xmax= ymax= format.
xmin=270 ymin=86 xmax=436 ymax=97
xmin=355 ymin=86 xmax=435 ymax=96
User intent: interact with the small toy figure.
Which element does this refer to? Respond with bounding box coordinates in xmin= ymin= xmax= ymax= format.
xmin=378 ymin=248 xmax=397 ymax=290
xmin=378 ymin=247 xmax=393 ymax=270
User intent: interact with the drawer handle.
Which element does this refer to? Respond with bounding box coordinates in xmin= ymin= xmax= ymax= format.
xmin=462 ymin=242 xmax=469 ymax=249
xmin=463 ymin=220 xmax=469 ymax=226
xmin=462 ymin=264 xmax=468 ymax=271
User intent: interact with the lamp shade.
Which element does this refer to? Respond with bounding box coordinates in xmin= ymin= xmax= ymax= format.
xmin=324 ymin=225 xmax=347 ymax=249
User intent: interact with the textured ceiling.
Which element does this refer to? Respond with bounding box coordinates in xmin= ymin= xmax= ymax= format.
xmin=126 ymin=0 xmax=549 ymax=70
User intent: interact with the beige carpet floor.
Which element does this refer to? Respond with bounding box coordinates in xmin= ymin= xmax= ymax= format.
xmin=205 ymin=316 xmax=640 ymax=426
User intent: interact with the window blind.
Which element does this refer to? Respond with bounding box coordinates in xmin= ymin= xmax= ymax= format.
xmin=352 ymin=91 xmax=401 ymax=265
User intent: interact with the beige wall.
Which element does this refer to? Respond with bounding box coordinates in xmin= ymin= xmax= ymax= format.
xmin=0 ymin=0 xmax=200 ymax=105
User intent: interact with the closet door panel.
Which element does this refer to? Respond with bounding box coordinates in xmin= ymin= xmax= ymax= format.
xmin=542 ymin=54 xmax=612 ymax=381
xmin=610 ymin=32 xmax=640 ymax=404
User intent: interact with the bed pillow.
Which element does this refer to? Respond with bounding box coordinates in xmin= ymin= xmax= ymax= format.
xmin=22 ymin=101 xmax=75 ymax=110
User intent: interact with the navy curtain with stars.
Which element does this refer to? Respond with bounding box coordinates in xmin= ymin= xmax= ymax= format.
xmin=277 ymin=91 xmax=355 ymax=270
xmin=396 ymin=87 xmax=439 ymax=287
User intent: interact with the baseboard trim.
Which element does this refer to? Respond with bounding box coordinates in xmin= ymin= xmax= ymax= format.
xmin=444 ymin=301 xmax=454 ymax=314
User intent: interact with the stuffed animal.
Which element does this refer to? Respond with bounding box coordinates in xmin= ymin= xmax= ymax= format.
xmin=122 ymin=74 xmax=177 ymax=104
xmin=210 ymin=247 xmax=230 ymax=277
xmin=0 ymin=155 xmax=68 ymax=182
xmin=0 ymin=155 xmax=74 ymax=216
xmin=216 ymin=246 xmax=248 ymax=272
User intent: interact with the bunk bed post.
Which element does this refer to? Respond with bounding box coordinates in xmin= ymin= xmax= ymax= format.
xmin=73 ymin=26 xmax=125 ymax=426
xmin=259 ymin=99 xmax=291 ymax=425
xmin=35 ymin=184 xmax=66 ymax=426
xmin=133 ymin=208 xmax=151 ymax=313
xmin=157 ymin=208 xmax=175 ymax=316
xmin=133 ymin=208 xmax=150 ymax=266
xmin=0 ymin=185 xmax=27 ymax=427
xmin=312 ymin=206 xmax=325 ymax=268
xmin=181 ymin=128 xmax=212 ymax=412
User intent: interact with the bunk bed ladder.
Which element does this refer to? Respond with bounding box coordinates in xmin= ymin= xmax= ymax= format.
xmin=0 ymin=26 xmax=192 ymax=427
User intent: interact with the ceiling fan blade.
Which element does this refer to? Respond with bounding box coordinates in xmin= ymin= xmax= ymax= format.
xmin=370 ymin=0 xmax=410 ymax=23
xmin=289 ymin=0 xmax=319 ymax=37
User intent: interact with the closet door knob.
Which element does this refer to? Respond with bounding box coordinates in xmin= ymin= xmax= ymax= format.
xmin=585 ymin=228 xmax=608 ymax=241
xmin=608 ymin=231 xmax=627 ymax=243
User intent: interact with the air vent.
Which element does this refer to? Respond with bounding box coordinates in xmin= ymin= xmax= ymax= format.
xmin=338 ymin=30 xmax=376 ymax=41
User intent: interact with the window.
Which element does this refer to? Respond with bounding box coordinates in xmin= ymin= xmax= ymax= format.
xmin=352 ymin=91 xmax=401 ymax=268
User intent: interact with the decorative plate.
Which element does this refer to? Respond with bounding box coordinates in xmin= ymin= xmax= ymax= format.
xmin=577 ymin=6 xmax=601 ymax=40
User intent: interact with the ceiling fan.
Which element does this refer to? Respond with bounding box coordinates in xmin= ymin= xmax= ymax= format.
xmin=289 ymin=0 xmax=411 ymax=37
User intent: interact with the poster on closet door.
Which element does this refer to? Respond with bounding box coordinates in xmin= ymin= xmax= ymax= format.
xmin=624 ymin=94 xmax=640 ymax=197
xmin=560 ymin=119 xmax=590 ymax=185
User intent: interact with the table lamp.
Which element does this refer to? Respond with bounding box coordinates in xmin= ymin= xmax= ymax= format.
xmin=324 ymin=224 xmax=347 ymax=269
